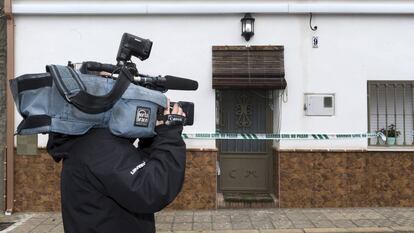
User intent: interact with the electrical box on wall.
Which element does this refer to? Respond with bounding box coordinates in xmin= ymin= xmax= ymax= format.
xmin=304 ymin=94 xmax=335 ymax=116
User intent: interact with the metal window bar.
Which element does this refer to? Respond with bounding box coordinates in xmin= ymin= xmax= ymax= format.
xmin=403 ymin=84 xmax=406 ymax=145
xmin=376 ymin=84 xmax=380 ymax=145
xmin=385 ymin=84 xmax=388 ymax=137
xmin=394 ymin=84 xmax=397 ymax=130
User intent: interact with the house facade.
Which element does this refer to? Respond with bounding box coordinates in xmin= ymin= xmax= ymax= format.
xmin=3 ymin=0 xmax=414 ymax=212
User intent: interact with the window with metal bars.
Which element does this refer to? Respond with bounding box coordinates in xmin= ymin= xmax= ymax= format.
xmin=368 ymin=81 xmax=414 ymax=146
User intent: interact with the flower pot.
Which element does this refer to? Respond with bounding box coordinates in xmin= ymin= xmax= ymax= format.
xmin=386 ymin=137 xmax=396 ymax=146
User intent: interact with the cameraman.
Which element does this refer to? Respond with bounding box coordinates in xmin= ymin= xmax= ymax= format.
xmin=47 ymin=100 xmax=187 ymax=233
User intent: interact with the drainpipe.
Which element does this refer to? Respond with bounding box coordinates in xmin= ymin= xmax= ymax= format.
xmin=10 ymin=2 xmax=414 ymax=15
xmin=4 ymin=0 xmax=14 ymax=215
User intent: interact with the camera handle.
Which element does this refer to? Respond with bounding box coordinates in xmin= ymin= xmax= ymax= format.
xmin=48 ymin=64 xmax=134 ymax=114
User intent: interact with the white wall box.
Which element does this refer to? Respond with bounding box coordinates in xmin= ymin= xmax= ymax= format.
xmin=304 ymin=94 xmax=335 ymax=116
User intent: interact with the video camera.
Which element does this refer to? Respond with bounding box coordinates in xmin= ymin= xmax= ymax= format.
xmin=76 ymin=33 xmax=197 ymax=126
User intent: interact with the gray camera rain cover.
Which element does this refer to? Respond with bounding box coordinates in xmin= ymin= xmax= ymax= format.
xmin=10 ymin=65 xmax=167 ymax=138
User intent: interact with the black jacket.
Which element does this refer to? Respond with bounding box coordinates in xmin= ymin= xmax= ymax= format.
xmin=47 ymin=125 xmax=186 ymax=233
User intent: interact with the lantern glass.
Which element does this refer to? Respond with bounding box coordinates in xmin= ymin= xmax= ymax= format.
xmin=245 ymin=20 xmax=252 ymax=33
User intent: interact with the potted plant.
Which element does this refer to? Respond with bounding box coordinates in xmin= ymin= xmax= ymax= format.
xmin=378 ymin=124 xmax=401 ymax=146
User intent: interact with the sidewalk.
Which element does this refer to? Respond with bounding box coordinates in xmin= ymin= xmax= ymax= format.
xmin=1 ymin=208 xmax=414 ymax=233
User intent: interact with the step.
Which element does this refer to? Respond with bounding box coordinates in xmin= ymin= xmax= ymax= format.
xmin=217 ymin=192 xmax=279 ymax=209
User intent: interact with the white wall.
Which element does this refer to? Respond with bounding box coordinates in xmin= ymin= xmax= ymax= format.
xmin=14 ymin=13 xmax=414 ymax=149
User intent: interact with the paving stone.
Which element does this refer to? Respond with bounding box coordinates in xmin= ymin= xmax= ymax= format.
xmin=175 ymin=211 xmax=194 ymax=216
xmin=172 ymin=222 xmax=193 ymax=231
xmin=392 ymin=226 xmax=414 ymax=233
xmin=347 ymin=213 xmax=386 ymax=220
xmin=231 ymin=214 xmax=250 ymax=222
xmin=175 ymin=215 xmax=194 ymax=223
xmin=371 ymin=219 xmax=396 ymax=227
xmin=270 ymin=214 xmax=291 ymax=222
xmin=352 ymin=220 xmax=378 ymax=227
xmin=194 ymin=210 xmax=213 ymax=216
xmin=193 ymin=222 xmax=213 ymax=231
xmin=213 ymin=222 xmax=232 ymax=230
xmin=395 ymin=220 xmax=414 ymax=227
xmin=9 ymin=228 xmax=34 ymax=233
xmin=345 ymin=227 xmax=394 ymax=233
xmin=333 ymin=220 xmax=358 ymax=228
xmin=287 ymin=214 xmax=309 ymax=221
xmin=156 ymin=223 xmax=172 ymax=231
xmin=305 ymin=214 xmax=329 ymax=221
xmin=41 ymin=217 xmax=62 ymax=225
xmin=157 ymin=211 xmax=175 ymax=216
xmin=400 ymin=213 xmax=414 ymax=218
xmin=12 ymin=224 xmax=36 ymax=232
xmin=252 ymin=221 xmax=274 ymax=230
xmin=49 ymin=224 xmax=65 ymax=233
xmin=22 ymin=218 xmax=45 ymax=227
xmin=260 ymin=229 xmax=304 ymax=233
xmin=327 ymin=214 xmax=348 ymax=221
xmin=215 ymin=230 xmax=259 ymax=233
xmin=292 ymin=221 xmax=315 ymax=229
xmin=213 ymin=215 xmax=231 ymax=223
xmin=3 ymin=208 xmax=414 ymax=232
xmin=304 ymin=228 xmax=349 ymax=233
xmin=157 ymin=215 xmax=175 ymax=223
xmin=215 ymin=209 xmax=236 ymax=214
xmin=251 ymin=213 xmax=271 ymax=222
xmin=311 ymin=220 xmax=336 ymax=228
xmin=272 ymin=220 xmax=295 ymax=229
xmin=30 ymin=224 xmax=57 ymax=233
xmin=30 ymin=212 xmax=53 ymax=219
xmin=194 ymin=215 xmax=212 ymax=223
xmin=232 ymin=221 xmax=253 ymax=230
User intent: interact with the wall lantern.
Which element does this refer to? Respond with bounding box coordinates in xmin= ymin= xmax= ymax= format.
xmin=241 ymin=13 xmax=255 ymax=41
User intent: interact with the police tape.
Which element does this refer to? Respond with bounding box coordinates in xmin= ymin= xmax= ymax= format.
xmin=181 ymin=133 xmax=387 ymax=140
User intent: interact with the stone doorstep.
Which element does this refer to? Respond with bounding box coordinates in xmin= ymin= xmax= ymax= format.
xmin=157 ymin=227 xmax=414 ymax=233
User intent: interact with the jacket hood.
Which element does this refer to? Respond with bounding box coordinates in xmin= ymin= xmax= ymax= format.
xmin=47 ymin=133 xmax=79 ymax=162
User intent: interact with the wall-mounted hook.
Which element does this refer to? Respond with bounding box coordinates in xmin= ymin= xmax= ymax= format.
xmin=309 ymin=13 xmax=318 ymax=31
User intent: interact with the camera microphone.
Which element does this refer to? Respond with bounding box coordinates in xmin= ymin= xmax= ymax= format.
xmin=164 ymin=75 xmax=198 ymax=91
xmin=134 ymin=75 xmax=198 ymax=91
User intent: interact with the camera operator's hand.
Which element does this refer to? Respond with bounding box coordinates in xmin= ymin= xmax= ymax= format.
xmin=156 ymin=99 xmax=186 ymax=126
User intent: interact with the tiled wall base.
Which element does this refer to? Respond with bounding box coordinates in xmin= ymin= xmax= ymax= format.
xmin=14 ymin=148 xmax=217 ymax=212
xmin=15 ymin=148 xmax=412 ymax=211
xmin=167 ymin=149 xmax=217 ymax=209
xmin=14 ymin=150 xmax=61 ymax=212
xmin=278 ymin=150 xmax=414 ymax=208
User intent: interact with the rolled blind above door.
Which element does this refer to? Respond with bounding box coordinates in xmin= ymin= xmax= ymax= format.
xmin=212 ymin=46 xmax=286 ymax=89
